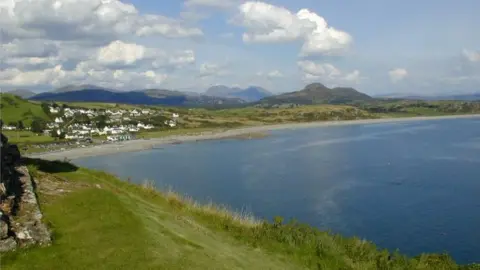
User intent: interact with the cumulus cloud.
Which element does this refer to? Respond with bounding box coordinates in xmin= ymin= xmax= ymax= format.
xmin=96 ymin=41 xmax=146 ymax=66
xmin=389 ymin=68 xmax=408 ymax=83
xmin=462 ymin=49 xmax=480 ymax=62
xmin=0 ymin=1 xmax=202 ymax=90
xmin=235 ymin=2 xmax=352 ymax=56
xmin=298 ymin=60 xmax=362 ymax=85
xmin=1 ymin=0 xmax=203 ymax=43
xmin=257 ymin=70 xmax=284 ymax=79
xmin=0 ymin=65 xmax=168 ymax=89
xmin=199 ymin=63 xmax=221 ymax=77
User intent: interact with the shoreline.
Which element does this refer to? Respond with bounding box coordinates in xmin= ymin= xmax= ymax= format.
xmin=27 ymin=114 xmax=480 ymax=160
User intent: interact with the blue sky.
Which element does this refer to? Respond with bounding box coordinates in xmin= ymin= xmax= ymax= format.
xmin=1 ymin=0 xmax=479 ymax=95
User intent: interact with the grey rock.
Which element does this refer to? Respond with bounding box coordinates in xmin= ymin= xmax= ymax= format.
xmin=0 ymin=220 xmax=8 ymax=239
xmin=0 ymin=237 xmax=17 ymax=252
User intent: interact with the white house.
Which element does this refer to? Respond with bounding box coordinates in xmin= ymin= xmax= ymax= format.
xmin=55 ymin=117 xmax=64 ymax=123
xmin=141 ymin=109 xmax=151 ymax=114
xmin=172 ymin=113 xmax=179 ymax=118
xmin=65 ymin=134 xmax=79 ymax=140
xmin=130 ymin=109 xmax=141 ymax=117
xmin=49 ymin=107 xmax=59 ymax=113
xmin=165 ymin=120 xmax=176 ymax=127
xmin=64 ymin=108 xmax=74 ymax=117
xmin=2 ymin=125 xmax=16 ymax=130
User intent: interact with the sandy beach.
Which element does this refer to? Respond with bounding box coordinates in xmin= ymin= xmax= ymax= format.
xmin=28 ymin=114 xmax=480 ymax=161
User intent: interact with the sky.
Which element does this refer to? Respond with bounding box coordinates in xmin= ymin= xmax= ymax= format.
xmin=0 ymin=0 xmax=479 ymax=96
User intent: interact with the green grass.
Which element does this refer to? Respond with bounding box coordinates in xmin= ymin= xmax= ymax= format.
xmin=1 ymin=159 xmax=478 ymax=270
xmin=2 ymin=130 xmax=54 ymax=144
xmin=0 ymin=93 xmax=51 ymax=126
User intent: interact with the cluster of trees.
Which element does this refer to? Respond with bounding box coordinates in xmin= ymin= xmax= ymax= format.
xmin=1 ymin=120 xmax=26 ymax=130
xmin=31 ymin=118 xmax=47 ymax=133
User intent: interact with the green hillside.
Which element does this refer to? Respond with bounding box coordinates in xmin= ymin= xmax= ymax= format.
xmin=258 ymin=83 xmax=373 ymax=106
xmin=1 ymin=158 xmax=478 ymax=270
xmin=0 ymin=93 xmax=51 ymax=126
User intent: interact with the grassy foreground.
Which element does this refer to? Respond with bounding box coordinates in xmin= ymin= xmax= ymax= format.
xmin=1 ymin=159 xmax=479 ymax=270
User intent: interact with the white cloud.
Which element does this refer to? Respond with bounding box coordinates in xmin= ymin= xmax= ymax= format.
xmin=235 ymin=2 xmax=352 ymax=56
xmin=462 ymin=49 xmax=480 ymax=62
xmin=1 ymin=0 xmax=203 ymax=43
xmin=257 ymin=70 xmax=284 ymax=79
xmin=96 ymin=40 xmax=146 ymax=66
xmin=389 ymin=68 xmax=408 ymax=83
xmin=199 ymin=63 xmax=221 ymax=77
xmin=267 ymin=70 xmax=284 ymax=78
xmin=297 ymin=61 xmax=340 ymax=78
xmin=0 ymin=65 xmax=168 ymax=89
xmin=343 ymin=70 xmax=361 ymax=82
xmin=298 ymin=60 xmax=363 ymax=85
xmin=67 ymin=41 xmax=195 ymax=71
xmin=135 ymin=16 xmax=203 ymax=38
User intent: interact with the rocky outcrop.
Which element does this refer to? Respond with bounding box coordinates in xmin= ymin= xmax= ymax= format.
xmin=0 ymin=132 xmax=51 ymax=252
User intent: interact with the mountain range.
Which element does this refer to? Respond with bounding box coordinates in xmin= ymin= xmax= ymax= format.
xmin=375 ymin=92 xmax=480 ymax=101
xmin=30 ymin=87 xmax=246 ymax=107
xmin=12 ymin=83 xmax=479 ymax=108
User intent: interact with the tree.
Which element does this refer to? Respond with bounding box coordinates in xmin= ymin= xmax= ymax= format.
xmin=94 ymin=115 xmax=108 ymax=129
xmin=41 ymin=102 xmax=51 ymax=115
xmin=16 ymin=120 xmax=24 ymax=130
xmin=0 ymin=119 xmax=3 ymax=128
xmin=31 ymin=119 xmax=47 ymax=133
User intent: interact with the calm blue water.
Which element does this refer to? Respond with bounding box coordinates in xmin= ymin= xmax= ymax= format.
xmin=75 ymin=118 xmax=480 ymax=264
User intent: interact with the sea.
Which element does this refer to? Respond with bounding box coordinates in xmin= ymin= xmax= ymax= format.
xmin=74 ymin=117 xmax=480 ymax=264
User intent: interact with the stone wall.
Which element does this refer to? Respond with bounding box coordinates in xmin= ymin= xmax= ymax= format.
xmin=0 ymin=132 xmax=51 ymax=252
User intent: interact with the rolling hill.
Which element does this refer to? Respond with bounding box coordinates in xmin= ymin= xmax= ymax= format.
xmin=205 ymin=85 xmax=273 ymax=102
xmin=0 ymin=93 xmax=51 ymax=125
xmin=258 ymin=83 xmax=373 ymax=106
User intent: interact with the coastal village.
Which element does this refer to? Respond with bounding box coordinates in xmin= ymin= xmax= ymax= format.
xmin=2 ymin=103 xmax=181 ymax=143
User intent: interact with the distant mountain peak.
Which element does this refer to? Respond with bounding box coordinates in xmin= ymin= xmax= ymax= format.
xmin=305 ymin=83 xmax=328 ymax=90
xmin=205 ymin=85 xmax=272 ymax=102
xmin=258 ymin=82 xmax=372 ymax=105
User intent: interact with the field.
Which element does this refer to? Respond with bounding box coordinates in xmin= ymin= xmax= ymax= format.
xmin=0 ymin=94 xmax=51 ymax=125
xmin=2 ymin=130 xmax=55 ymax=144
xmin=1 ymin=159 xmax=478 ymax=270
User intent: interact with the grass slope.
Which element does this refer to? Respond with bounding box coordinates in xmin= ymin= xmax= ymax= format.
xmin=0 ymin=93 xmax=50 ymax=125
xmin=1 ymin=159 xmax=479 ymax=270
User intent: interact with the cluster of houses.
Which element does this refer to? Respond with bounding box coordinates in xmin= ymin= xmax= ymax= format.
xmin=43 ymin=106 xmax=180 ymax=140
xmin=48 ymin=122 xmax=156 ymax=140
xmin=1 ymin=105 xmax=182 ymax=142
xmin=49 ymin=106 xmax=155 ymax=119
xmin=1 ymin=125 xmax=29 ymax=131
